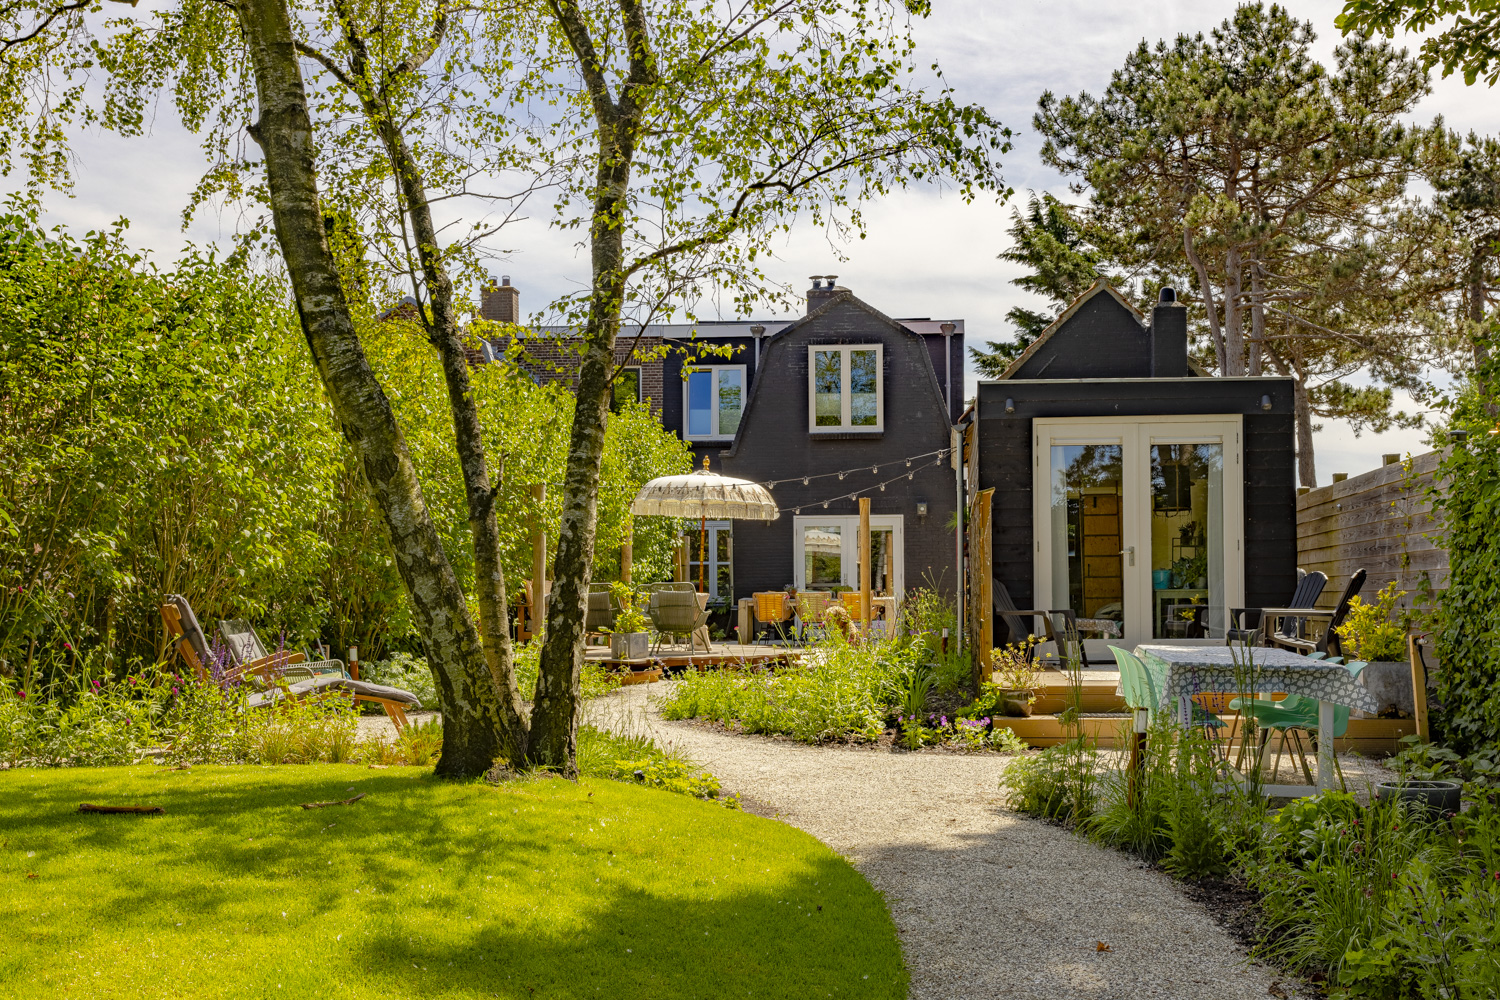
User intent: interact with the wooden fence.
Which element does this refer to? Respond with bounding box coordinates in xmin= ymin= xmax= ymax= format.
xmin=1295 ymin=450 xmax=1448 ymax=617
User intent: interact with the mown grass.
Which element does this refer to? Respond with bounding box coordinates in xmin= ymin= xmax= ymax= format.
xmin=0 ymin=765 xmax=906 ymax=999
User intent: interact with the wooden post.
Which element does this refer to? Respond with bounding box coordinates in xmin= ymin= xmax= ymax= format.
xmin=531 ymin=484 xmax=547 ymax=633
xmin=1409 ymin=633 xmax=1431 ymax=743
xmin=973 ymin=488 xmax=994 ymax=689
xmin=859 ymin=497 xmax=872 ymax=629
xmin=674 ymin=535 xmax=688 ymax=582
xmin=621 ymin=521 xmax=633 ymax=584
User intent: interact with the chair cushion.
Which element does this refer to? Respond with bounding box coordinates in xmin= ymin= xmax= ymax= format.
xmin=165 ymin=594 xmax=211 ymax=667
xmin=246 ymin=676 xmax=422 ymax=710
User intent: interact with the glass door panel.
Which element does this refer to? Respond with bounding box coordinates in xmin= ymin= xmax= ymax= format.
xmin=802 ymin=525 xmax=843 ymax=589
xmin=1150 ymin=444 xmax=1224 ymax=638
xmin=1049 ymin=444 xmax=1124 ymax=626
xmin=854 ymin=526 xmax=896 ymax=596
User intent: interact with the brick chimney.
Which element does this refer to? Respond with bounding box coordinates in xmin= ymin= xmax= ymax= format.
xmin=1149 ymin=286 xmax=1187 ymax=377
xmin=481 ymin=275 xmax=519 ymax=324
xmin=806 ymin=275 xmax=848 ymax=314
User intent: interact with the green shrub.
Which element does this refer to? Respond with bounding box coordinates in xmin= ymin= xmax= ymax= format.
xmin=659 ymin=627 xmax=919 ymax=743
xmin=1334 ymin=581 xmax=1410 ymax=662
xmin=1001 ymin=738 xmax=1099 ymax=825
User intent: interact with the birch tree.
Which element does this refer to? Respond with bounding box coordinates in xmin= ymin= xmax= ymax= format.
xmin=516 ymin=0 xmax=1011 ymax=771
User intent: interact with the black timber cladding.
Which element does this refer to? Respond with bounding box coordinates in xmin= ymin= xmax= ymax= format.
xmin=721 ymin=293 xmax=959 ymax=599
xmin=975 ymin=378 xmax=1297 ymax=614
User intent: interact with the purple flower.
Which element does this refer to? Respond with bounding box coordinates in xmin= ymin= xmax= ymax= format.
xmin=171 ymin=686 xmax=180 ymax=696
xmin=63 ymin=642 xmax=73 ymax=651
xmin=940 ymin=716 xmax=948 ymax=727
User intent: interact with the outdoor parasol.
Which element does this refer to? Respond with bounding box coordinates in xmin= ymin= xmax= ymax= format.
xmin=630 ymin=457 xmax=779 ymax=592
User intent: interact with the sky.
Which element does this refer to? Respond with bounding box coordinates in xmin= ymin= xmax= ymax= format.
xmin=19 ymin=0 xmax=1500 ymax=485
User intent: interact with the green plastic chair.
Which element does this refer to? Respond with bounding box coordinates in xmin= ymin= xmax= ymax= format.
xmin=1108 ymin=646 xmax=1223 ymax=729
xmin=1230 ymin=660 xmax=1367 ymax=784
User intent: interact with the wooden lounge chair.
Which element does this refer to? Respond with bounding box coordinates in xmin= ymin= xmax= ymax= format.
xmin=160 ymin=595 xmax=421 ymax=731
xmin=1262 ymin=569 xmax=1367 ymax=657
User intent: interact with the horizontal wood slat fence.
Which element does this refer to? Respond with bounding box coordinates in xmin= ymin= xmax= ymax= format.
xmin=1296 ymin=450 xmax=1448 ymax=619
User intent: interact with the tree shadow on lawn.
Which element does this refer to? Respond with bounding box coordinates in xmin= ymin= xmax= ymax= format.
xmin=0 ymin=765 xmax=906 ymax=999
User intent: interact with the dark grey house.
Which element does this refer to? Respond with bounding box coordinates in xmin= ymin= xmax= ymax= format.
xmin=971 ymin=278 xmax=1297 ymax=649
xmin=483 ymin=277 xmax=966 ymax=605
xmin=721 ymin=282 xmax=961 ymax=603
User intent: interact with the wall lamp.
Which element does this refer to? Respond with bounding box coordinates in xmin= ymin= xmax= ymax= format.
xmin=1004 ymin=397 xmax=1015 ymax=414
xmin=1260 ymin=394 xmax=1272 ymax=411
xmin=916 ymin=502 xmax=929 ymax=518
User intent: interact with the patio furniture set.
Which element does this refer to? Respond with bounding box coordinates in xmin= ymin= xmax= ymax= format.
xmin=737 ymin=589 xmax=898 ymax=645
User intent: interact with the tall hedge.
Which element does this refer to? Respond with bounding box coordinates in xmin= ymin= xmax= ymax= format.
xmin=1432 ymin=359 xmax=1500 ymax=752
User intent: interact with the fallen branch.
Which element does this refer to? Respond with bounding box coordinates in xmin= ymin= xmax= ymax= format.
xmin=299 ymin=792 xmax=366 ymax=810
xmin=79 ymin=803 xmax=165 ymax=815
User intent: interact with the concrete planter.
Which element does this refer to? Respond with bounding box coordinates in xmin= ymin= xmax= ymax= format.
xmin=1360 ymin=659 xmax=1414 ymax=716
xmin=610 ymin=632 xmax=650 ymax=660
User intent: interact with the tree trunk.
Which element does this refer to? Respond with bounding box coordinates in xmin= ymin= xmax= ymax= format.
xmin=237 ymin=0 xmax=508 ymax=776
xmin=373 ymin=114 xmax=530 ymax=770
xmin=1183 ymin=225 xmax=1226 ymax=368
xmin=1222 ymin=246 xmax=1245 ymax=377
xmin=1248 ymin=256 xmax=1266 ymax=377
xmin=1266 ymin=346 xmax=1316 ymax=488
xmin=529 ymin=126 xmax=635 ymax=775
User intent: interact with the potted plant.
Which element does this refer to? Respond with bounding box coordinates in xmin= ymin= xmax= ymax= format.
xmin=605 ymin=583 xmax=652 ymax=660
xmin=988 ymin=637 xmax=1042 ymax=717
xmin=1335 ymin=581 xmax=1415 ymax=716
xmin=1375 ymin=736 xmax=1462 ymax=817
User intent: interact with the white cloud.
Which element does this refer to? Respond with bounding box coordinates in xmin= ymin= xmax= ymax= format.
xmin=11 ymin=0 xmax=1496 ymax=484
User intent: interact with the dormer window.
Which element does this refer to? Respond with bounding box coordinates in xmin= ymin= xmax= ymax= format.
xmin=809 ymin=345 xmax=883 ymax=433
xmin=684 ymin=365 xmax=745 ymax=440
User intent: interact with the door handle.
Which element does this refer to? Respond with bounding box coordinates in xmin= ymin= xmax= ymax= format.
xmin=1120 ymin=546 xmax=1135 ymax=566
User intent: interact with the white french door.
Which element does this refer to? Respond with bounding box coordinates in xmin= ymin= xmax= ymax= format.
xmin=1032 ymin=416 xmax=1243 ymax=649
xmin=792 ymin=515 xmax=904 ymax=597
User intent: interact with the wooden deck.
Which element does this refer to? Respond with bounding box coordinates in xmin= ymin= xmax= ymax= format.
xmin=586 ymin=641 xmax=801 ymax=677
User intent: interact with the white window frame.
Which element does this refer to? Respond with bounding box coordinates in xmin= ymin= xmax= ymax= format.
xmin=1031 ymin=415 xmax=1244 ymax=649
xmin=792 ymin=514 xmax=905 ymax=597
xmin=686 ymin=521 xmax=733 ymax=602
xmin=682 ymin=365 xmax=747 ymax=441
xmin=807 ymin=344 xmax=884 ymax=433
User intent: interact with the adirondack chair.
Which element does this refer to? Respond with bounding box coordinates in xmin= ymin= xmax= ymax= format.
xmin=1263 ymin=569 xmax=1367 ymax=657
xmin=1043 ymin=609 xmax=1117 ymax=669
xmin=991 ymin=579 xmax=1047 ymax=653
xmin=1225 ymin=570 xmax=1327 ymax=645
xmin=160 ymin=595 xmax=421 ymax=731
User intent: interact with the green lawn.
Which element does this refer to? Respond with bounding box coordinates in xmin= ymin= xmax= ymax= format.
xmin=0 ymin=765 xmax=906 ymax=999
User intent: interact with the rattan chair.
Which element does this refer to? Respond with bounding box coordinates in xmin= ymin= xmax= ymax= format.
xmin=754 ymin=591 xmax=793 ymax=642
xmin=648 ymin=589 xmax=711 ymax=653
xmin=794 ymin=591 xmax=831 ymax=644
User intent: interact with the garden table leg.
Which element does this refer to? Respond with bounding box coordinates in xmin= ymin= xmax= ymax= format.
xmin=1316 ymin=699 xmax=1335 ymax=791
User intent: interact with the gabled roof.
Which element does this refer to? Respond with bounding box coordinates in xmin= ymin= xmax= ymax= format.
xmin=997 ymin=278 xmax=1146 ymax=380
xmin=721 ymin=289 xmax=951 ymax=458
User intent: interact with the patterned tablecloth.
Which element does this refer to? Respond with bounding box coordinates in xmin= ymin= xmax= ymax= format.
xmin=1134 ymin=644 xmax=1379 ymax=714
xmin=1076 ymin=618 xmax=1122 ymax=638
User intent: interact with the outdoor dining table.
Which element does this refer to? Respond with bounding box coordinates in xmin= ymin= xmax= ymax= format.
xmin=1133 ymin=644 xmax=1379 ymax=795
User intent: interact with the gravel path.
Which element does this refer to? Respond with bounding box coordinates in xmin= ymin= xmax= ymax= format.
xmin=592 ymin=682 xmax=1298 ymax=1000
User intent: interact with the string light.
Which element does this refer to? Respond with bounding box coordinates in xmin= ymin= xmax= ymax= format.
xmin=760 ymin=447 xmax=951 ymax=488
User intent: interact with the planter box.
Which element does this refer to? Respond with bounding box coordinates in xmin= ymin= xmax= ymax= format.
xmin=1375 ymin=779 xmax=1461 ymax=818
xmin=1360 ymin=660 xmax=1414 ymax=716
xmin=610 ymin=632 xmax=650 ymax=660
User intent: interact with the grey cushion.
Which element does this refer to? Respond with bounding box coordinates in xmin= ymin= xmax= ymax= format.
xmin=246 ymin=675 xmax=422 ymax=710
xmin=166 ymin=594 xmax=210 ymax=666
